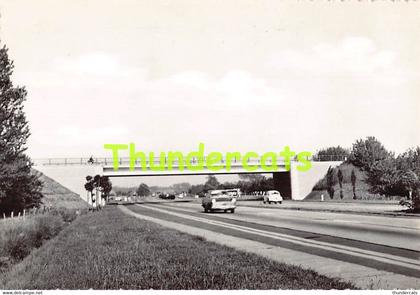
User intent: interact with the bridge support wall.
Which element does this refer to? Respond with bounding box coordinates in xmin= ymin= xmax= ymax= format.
xmin=273 ymin=161 xmax=343 ymax=200
xmin=290 ymin=161 xmax=342 ymax=200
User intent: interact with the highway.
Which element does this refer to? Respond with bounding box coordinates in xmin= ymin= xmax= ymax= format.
xmin=121 ymin=201 xmax=420 ymax=287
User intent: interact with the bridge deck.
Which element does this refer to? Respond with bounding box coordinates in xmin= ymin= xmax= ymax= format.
xmin=101 ymin=161 xmax=288 ymax=177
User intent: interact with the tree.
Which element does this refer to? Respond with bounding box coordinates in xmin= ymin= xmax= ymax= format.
xmin=99 ymin=176 xmax=112 ymax=201
xmin=338 ymin=169 xmax=344 ymax=199
xmin=351 ymin=170 xmax=357 ymax=200
xmin=189 ymin=184 xmax=205 ymax=195
xmin=204 ymin=175 xmax=220 ymax=191
xmin=396 ymin=170 xmax=418 ymax=198
xmin=326 ymin=166 xmax=335 ymax=199
xmin=396 ymin=148 xmax=420 ymax=179
xmin=337 ymin=169 xmax=343 ymax=189
xmin=85 ymin=174 xmax=112 ymax=205
xmin=84 ymin=176 xmax=94 ymax=195
xmin=220 ymin=181 xmax=237 ymax=190
xmin=136 ymin=183 xmax=150 ymax=197
xmin=366 ymin=158 xmax=398 ymax=197
xmin=238 ymin=174 xmax=266 ymax=181
xmin=171 ymin=182 xmax=191 ymax=193
xmin=327 ymin=186 xmax=335 ymax=200
xmin=0 ymin=45 xmax=43 ymax=215
xmin=348 ymin=137 xmax=392 ymax=171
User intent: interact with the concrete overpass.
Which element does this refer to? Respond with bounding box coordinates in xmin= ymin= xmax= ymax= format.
xmin=33 ymin=156 xmax=343 ymax=200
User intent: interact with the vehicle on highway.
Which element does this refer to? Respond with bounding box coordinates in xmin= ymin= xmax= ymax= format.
xmin=177 ymin=192 xmax=187 ymax=199
xmin=202 ymin=190 xmax=237 ymax=213
xmin=114 ymin=196 xmax=122 ymax=202
xmin=217 ymin=188 xmax=241 ymax=198
xmin=159 ymin=193 xmax=176 ymax=200
xmin=263 ymin=190 xmax=283 ymax=204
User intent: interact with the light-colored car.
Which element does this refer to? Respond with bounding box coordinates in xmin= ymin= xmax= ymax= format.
xmin=263 ymin=190 xmax=283 ymax=204
xmin=202 ymin=191 xmax=236 ymax=213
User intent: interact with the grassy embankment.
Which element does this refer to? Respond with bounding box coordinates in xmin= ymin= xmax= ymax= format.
xmin=0 ymin=206 xmax=355 ymax=289
xmin=33 ymin=169 xmax=87 ymax=210
xmin=0 ymin=170 xmax=87 ymax=272
xmin=306 ymin=162 xmax=399 ymax=202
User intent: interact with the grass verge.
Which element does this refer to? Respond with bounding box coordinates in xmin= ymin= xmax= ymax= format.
xmin=0 ymin=208 xmax=84 ymax=272
xmin=1 ymin=206 xmax=355 ymax=290
xmin=0 ymin=170 xmax=86 ymax=273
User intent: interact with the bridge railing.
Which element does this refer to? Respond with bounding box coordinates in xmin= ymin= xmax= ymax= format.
xmin=32 ymin=158 xmax=96 ymax=166
xmin=32 ymin=157 xmax=278 ymax=166
xmin=311 ymin=155 xmax=348 ymax=162
xmin=32 ymin=155 xmax=347 ymax=166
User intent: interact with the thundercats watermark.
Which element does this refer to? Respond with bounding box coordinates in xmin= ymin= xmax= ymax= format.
xmin=104 ymin=143 xmax=312 ymax=172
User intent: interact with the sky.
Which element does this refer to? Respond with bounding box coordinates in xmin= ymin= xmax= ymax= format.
xmin=0 ymin=0 xmax=419 ymax=161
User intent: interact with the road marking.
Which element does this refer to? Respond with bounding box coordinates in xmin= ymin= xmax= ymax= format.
xmin=137 ymin=204 xmax=420 ymax=272
xmin=162 ymin=202 xmax=420 ymax=235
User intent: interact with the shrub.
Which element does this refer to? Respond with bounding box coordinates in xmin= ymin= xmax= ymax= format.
xmin=327 ymin=186 xmax=335 ymax=200
xmin=326 ymin=167 xmax=336 ymax=199
xmin=399 ymin=186 xmax=420 ymax=213
xmin=50 ymin=207 xmax=80 ymax=223
xmin=3 ymin=226 xmax=32 ymax=260
xmin=33 ymin=214 xmax=64 ymax=242
xmin=351 ymin=170 xmax=357 ymax=199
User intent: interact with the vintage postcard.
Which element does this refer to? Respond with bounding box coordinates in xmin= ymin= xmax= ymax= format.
xmin=0 ymin=0 xmax=419 ymax=294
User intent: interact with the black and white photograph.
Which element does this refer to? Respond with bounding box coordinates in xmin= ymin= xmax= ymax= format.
xmin=0 ymin=0 xmax=419 ymax=293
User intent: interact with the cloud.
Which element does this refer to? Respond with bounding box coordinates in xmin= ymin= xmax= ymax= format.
xmin=29 ymin=125 xmax=131 ymax=156
xmin=18 ymin=37 xmax=418 ymax=157
xmin=46 ymin=52 xmax=148 ymax=87
xmin=55 ymin=125 xmax=130 ymax=143
xmin=164 ymin=70 xmax=281 ymax=108
xmin=53 ymin=52 xmax=120 ymax=76
xmin=267 ymin=36 xmax=399 ymax=78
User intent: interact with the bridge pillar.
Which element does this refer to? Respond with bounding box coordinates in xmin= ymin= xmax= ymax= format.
xmin=273 ymin=172 xmax=292 ymax=200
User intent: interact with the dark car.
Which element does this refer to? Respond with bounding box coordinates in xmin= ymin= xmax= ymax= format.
xmin=159 ymin=193 xmax=176 ymax=200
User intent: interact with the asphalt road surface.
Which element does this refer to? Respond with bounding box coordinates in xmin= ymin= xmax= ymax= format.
xmin=123 ymin=201 xmax=420 ymax=283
